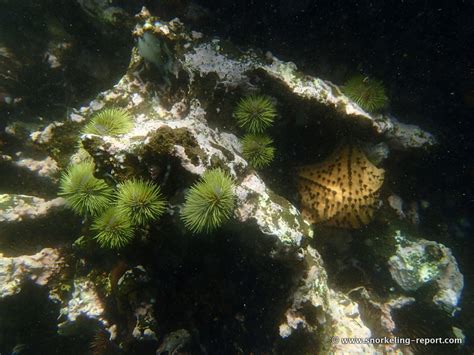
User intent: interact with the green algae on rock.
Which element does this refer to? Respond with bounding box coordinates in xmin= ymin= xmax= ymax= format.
xmin=143 ymin=126 xmax=205 ymax=166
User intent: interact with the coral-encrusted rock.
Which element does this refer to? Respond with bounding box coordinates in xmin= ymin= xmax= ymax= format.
xmin=58 ymin=277 xmax=108 ymax=332
xmin=131 ymin=8 xmax=437 ymax=151
xmin=66 ymin=8 xmax=440 ymax=353
xmin=117 ymin=266 xmax=158 ymax=341
xmin=0 ymin=194 xmax=65 ymax=223
xmin=348 ymin=286 xmax=415 ymax=352
xmin=77 ymin=0 xmax=131 ymax=27
xmin=259 ymin=60 xmax=436 ymax=149
xmin=279 ymin=246 xmax=375 ymax=353
xmin=166 ymin=19 xmax=435 ymax=150
xmin=387 ymin=230 xmax=464 ymax=313
xmin=13 ymin=156 xmax=59 ymax=179
xmin=0 ymin=248 xmax=63 ymax=298
xmin=236 ymin=174 xmax=312 ymax=244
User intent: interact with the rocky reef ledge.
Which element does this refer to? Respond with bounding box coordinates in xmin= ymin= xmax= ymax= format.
xmin=0 ymin=6 xmax=462 ymax=355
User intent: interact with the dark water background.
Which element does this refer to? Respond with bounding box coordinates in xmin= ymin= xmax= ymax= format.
xmin=0 ymin=0 xmax=473 ymax=353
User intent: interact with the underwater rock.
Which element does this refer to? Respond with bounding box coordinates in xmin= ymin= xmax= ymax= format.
xmin=117 ymin=266 xmax=158 ymax=341
xmin=0 ymin=248 xmax=63 ymax=298
xmin=386 ymin=117 xmax=437 ymax=150
xmin=5 ymin=120 xmax=46 ymax=143
xmin=0 ymin=194 xmax=65 ymax=223
xmin=59 ymin=9 xmax=421 ymax=353
xmin=235 ymin=173 xmax=312 ymax=244
xmin=132 ymin=7 xmax=436 ymax=151
xmin=76 ymin=0 xmax=131 ymax=27
xmin=81 ymin=96 xmax=311 ymax=246
xmin=279 ymin=245 xmax=377 ymax=353
xmin=30 ymin=121 xmax=65 ymax=145
xmin=387 ymin=230 xmax=463 ymax=314
xmin=58 ymin=277 xmax=108 ymax=332
xmin=387 ymin=194 xmax=406 ymax=219
xmin=183 ymin=41 xmax=257 ymax=87
xmin=0 ymin=154 xmax=12 ymax=162
xmin=4 ymin=8 xmax=440 ymax=353
xmin=260 ymin=60 xmax=436 ymax=149
xmin=70 ymin=16 xmax=360 ymax=354
xmin=156 ymin=329 xmax=191 ymax=355
xmin=13 ymin=156 xmax=59 ymax=179
xmin=348 ymin=287 xmax=415 ymax=352
xmin=325 ymin=290 xmax=375 ymax=353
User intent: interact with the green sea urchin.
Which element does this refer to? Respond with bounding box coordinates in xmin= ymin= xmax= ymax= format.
xmin=342 ymin=75 xmax=388 ymax=113
xmin=241 ymin=133 xmax=275 ymax=168
xmin=59 ymin=162 xmax=114 ymax=216
xmin=92 ymin=207 xmax=134 ymax=249
xmin=181 ymin=168 xmax=235 ymax=233
xmin=82 ymin=108 xmax=133 ymax=136
xmin=234 ymin=95 xmax=277 ymax=133
xmin=115 ymin=179 xmax=166 ymax=226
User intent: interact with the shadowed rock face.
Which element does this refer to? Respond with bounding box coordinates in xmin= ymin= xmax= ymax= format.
xmin=0 ymin=0 xmax=133 ymax=121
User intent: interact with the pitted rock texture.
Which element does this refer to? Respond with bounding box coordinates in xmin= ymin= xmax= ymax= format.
xmin=0 ymin=194 xmax=65 ymax=223
xmin=0 ymin=248 xmax=63 ymax=298
xmin=388 ymin=230 xmax=463 ymax=313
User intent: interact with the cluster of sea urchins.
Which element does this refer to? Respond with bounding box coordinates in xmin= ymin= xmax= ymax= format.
xmin=61 ymin=77 xmax=389 ymax=243
xmin=234 ymin=95 xmax=277 ymax=169
xmin=60 ymin=107 xmax=239 ymax=248
xmin=60 ymin=108 xmax=167 ymax=248
xmin=60 ymin=162 xmax=167 ymax=248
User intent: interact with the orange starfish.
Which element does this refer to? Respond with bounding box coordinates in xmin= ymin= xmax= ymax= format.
xmin=296 ymin=144 xmax=384 ymax=228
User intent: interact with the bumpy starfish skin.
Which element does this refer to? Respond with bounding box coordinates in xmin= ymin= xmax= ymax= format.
xmin=297 ymin=145 xmax=384 ymax=228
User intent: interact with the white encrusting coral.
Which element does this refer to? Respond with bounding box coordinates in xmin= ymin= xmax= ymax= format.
xmin=0 ymin=248 xmax=63 ymax=298
xmin=0 ymin=194 xmax=65 ymax=222
xmin=58 ymin=277 xmax=108 ymax=330
xmin=14 ymin=156 xmax=59 ymax=178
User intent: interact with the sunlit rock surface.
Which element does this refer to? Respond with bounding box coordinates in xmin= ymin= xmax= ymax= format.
xmin=0 ymin=194 xmax=65 ymax=223
xmin=0 ymin=248 xmax=63 ymax=298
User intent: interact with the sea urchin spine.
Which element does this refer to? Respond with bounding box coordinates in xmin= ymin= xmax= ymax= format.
xmin=181 ymin=168 xmax=235 ymax=233
xmin=234 ymin=95 xmax=277 ymax=133
xmin=59 ymin=162 xmax=114 ymax=217
xmin=82 ymin=107 xmax=133 ymax=136
xmin=241 ymin=133 xmax=275 ymax=168
xmin=115 ymin=179 xmax=167 ymax=226
xmin=342 ymin=75 xmax=388 ymax=113
xmin=92 ymin=207 xmax=135 ymax=249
